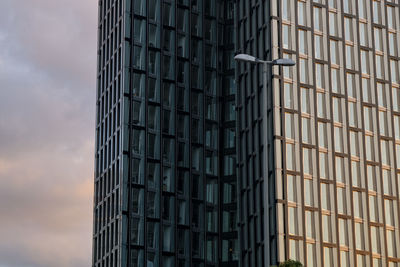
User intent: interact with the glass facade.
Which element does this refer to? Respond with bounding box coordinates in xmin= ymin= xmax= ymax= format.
xmin=93 ymin=0 xmax=237 ymax=267
xmin=239 ymin=0 xmax=400 ymax=266
xmin=94 ymin=0 xmax=400 ymax=267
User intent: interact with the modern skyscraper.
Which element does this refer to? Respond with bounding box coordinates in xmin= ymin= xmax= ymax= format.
xmin=93 ymin=0 xmax=400 ymax=267
xmin=236 ymin=0 xmax=400 ymax=266
xmin=93 ymin=1 xmax=238 ymax=267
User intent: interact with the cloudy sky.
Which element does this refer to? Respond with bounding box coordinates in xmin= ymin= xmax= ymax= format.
xmin=0 ymin=0 xmax=97 ymax=266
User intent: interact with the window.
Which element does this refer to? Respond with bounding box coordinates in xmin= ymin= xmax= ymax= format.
xmin=132 ymin=129 xmax=145 ymax=155
xmin=321 ymin=184 xmax=330 ymax=210
xmin=389 ymin=33 xmax=397 ymax=56
xmin=318 ymin=122 xmax=327 ymax=148
xmin=162 ymin=196 xmax=175 ymax=221
xmin=299 ymin=30 xmax=307 ymax=54
xmin=320 ymin=152 xmax=328 ymax=179
xmin=133 ymin=73 xmax=145 ymax=98
xmin=365 ymin=135 xmax=375 ymax=161
xmin=134 ymin=19 xmax=146 ymax=44
xmin=395 ymin=116 xmax=400 ymax=140
xmin=346 ymin=45 xmax=354 ymax=69
xmin=148 ymin=78 xmax=160 ymax=102
xmin=303 ymin=148 xmax=312 ymax=174
xmin=334 ymin=127 xmax=343 ymax=153
xmin=355 ymin=222 xmax=365 ymax=250
xmin=362 ymin=78 xmax=371 ymax=103
xmin=344 ymin=18 xmax=353 ymax=41
xmin=307 ymin=244 xmax=315 ymax=267
xmin=147 ymin=222 xmax=159 ymax=250
xmin=301 ymin=87 xmax=311 ymax=114
xmin=288 ymin=207 xmax=298 ymax=234
xmin=305 ymin=179 xmax=314 ymax=206
xmin=285 ymin=113 xmax=294 ymax=139
xmin=316 ymin=63 xmax=324 ymax=88
xmin=163 ymin=29 xmax=175 ymax=52
xmin=359 ymin=22 xmax=368 ymax=46
xmin=329 ymin=12 xmax=337 ymax=36
xmin=134 ymin=45 xmax=146 ymax=70
xmin=349 ymin=102 xmax=357 ymax=127
xmin=284 ymin=83 xmax=294 ymax=109
xmin=373 ymin=0 xmax=381 ymax=24
xmin=147 ymin=191 xmax=160 ymax=218
xmin=148 ymin=50 xmax=160 ymax=75
xmin=299 ymin=58 xmax=308 ymax=83
xmin=361 ymin=50 xmax=369 ymax=74
xmin=315 ymin=35 xmax=323 ymax=59
xmin=163 ymin=83 xmax=175 ymax=110
xmin=364 ymin=107 xmax=373 ymax=132
xmin=394 ymin=87 xmax=400 ymax=111
xmin=376 ymin=55 xmax=384 ymax=79
xmin=353 ymin=191 xmax=362 ymax=218
xmin=148 ymin=105 xmax=160 ymax=130
xmin=387 ymin=6 xmax=396 ymax=29
xmin=374 ymin=28 xmax=382 ymax=51
xmin=286 ymin=143 xmax=295 ymax=170
xmin=333 ymin=97 xmax=342 ymax=123
xmin=134 ymin=0 xmax=146 ymax=15
xmin=163 ymin=3 xmax=174 ymax=26
xmin=317 ymin=92 xmax=326 ymax=118
xmin=332 ymin=69 xmax=340 ymax=93
xmin=369 ymin=195 xmax=378 ymax=222
xmin=324 ymin=247 xmax=333 ymax=267
xmin=379 ymin=111 xmax=388 ymax=136
xmin=133 ymin=101 xmax=145 ymax=125
xmin=347 ymin=73 xmax=355 ymax=98
xmin=302 ymin=118 xmax=311 ymax=144
xmin=322 ymin=215 xmax=332 ymax=242
xmin=377 ymin=83 xmax=386 ymax=107
xmin=149 ymin=24 xmax=160 ymax=48
xmin=287 ymin=175 xmax=296 ymax=203
xmin=358 ymin=0 xmax=366 ymax=19
xmin=282 ymin=0 xmax=290 ymax=20
xmin=314 ymin=7 xmax=322 ymax=31
xmin=330 ymin=40 xmax=338 ymax=65
xmin=298 ymin=1 xmax=306 ymax=26
xmin=381 ymin=140 xmax=390 ymax=166
xmin=371 ymin=226 xmax=381 ymax=254
xmin=337 ymin=188 xmax=346 ymax=214
xmin=350 ymin=131 xmax=359 ymax=156
xmin=191 ymin=14 xmax=202 ymax=36
xmin=390 ymin=60 xmax=399 ymax=84
xmin=351 ymin=161 xmax=360 ymax=187
xmin=343 ymin=0 xmax=352 ymax=13
xmin=283 ymin=24 xmax=290 ymax=49
xmin=131 ymin=218 xmax=144 ymax=245
xmin=383 ymin=170 xmax=392 ymax=196
xmin=131 ymin=188 xmax=144 ymax=215
xmin=224 ymin=128 xmax=235 ymax=148
xmin=339 ymin=219 xmax=348 ymax=245
xmin=177 ymin=34 xmax=189 ymax=58
xmin=149 ymin=0 xmax=160 ymax=21
xmin=305 ymin=211 xmax=315 ymax=238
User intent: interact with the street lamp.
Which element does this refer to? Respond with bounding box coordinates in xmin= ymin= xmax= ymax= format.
xmin=234 ymin=53 xmax=296 ymax=266
xmin=234 ymin=53 xmax=296 ymax=66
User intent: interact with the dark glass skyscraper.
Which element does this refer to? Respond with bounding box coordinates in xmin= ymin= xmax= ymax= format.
xmin=94 ymin=0 xmax=400 ymax=267
xmin=93 ymin=1 xmax=238 ymax=266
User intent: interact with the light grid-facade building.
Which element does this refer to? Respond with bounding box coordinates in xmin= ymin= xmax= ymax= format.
xmin=236 ymin=0 xmax=400 ymax=266
xmin=92 ymin=0 xmax=239 ymax=267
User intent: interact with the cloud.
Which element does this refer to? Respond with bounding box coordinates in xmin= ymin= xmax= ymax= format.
xmin=0 ymin=0 xmax=97 ymax=266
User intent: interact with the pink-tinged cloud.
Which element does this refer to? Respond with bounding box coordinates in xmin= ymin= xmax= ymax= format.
xmin=0 ymin=0 xmax=97 ymax=266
